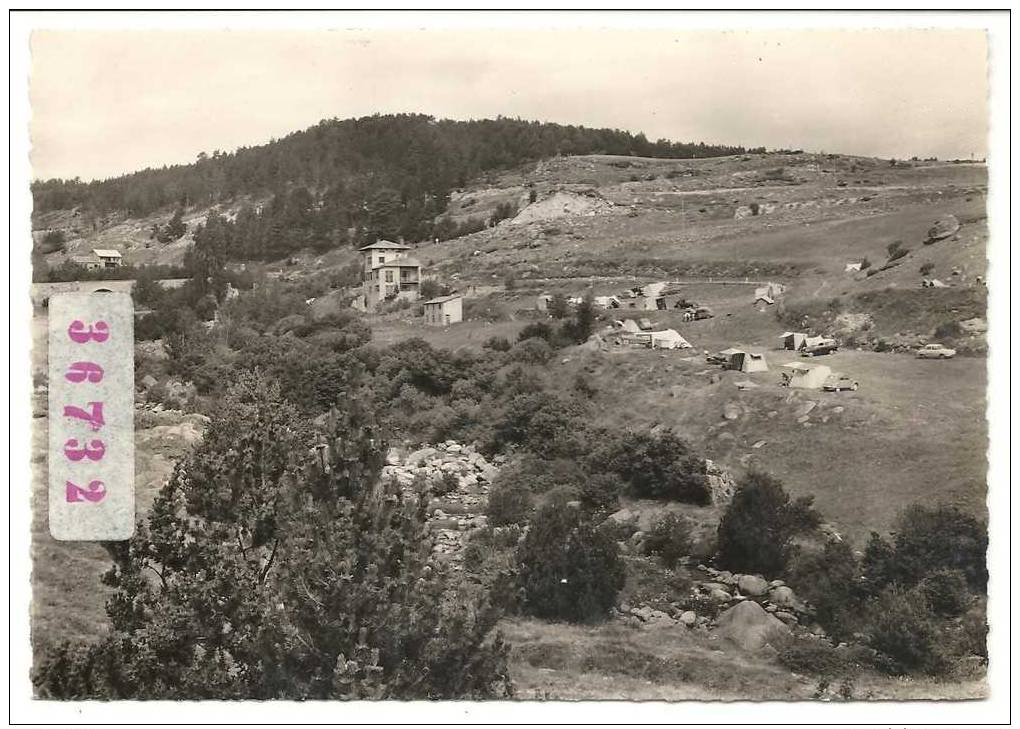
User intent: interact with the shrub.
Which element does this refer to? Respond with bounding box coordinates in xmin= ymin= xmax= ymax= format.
xmin=918 ymin=568 xmax=970 ymax=617
xmin=486 ymin=483 xmax=534 ymax=527
xmin=934 ymin=320 xmax=963 ymax=340
xmin=886 ymin=241 xmax=909 ymax=261
xmin=517 ymin=321 xmax=555 ymax=343
xmin=862 ymin=504 xmax=987 ymax=592
xmin=785 ymin=541 xmax=861 ymax=639
xmin=864 ymin=586 xmax=948 ymax=676
xmin=644 ymin=513 xmax=693 ymax=568
xmin=860 ymin=257 xmax=872 ymax=270
xmin=919 ymin=262 xmax=935 ymax=276
xmin=516 ymin=505 xmax=625 ymax=623
xmin=589 ymin=429 xmax=709 ymax=503
xmin=547 ymin=293 xmax=571 ymax=319
xmin=482 ymin=336 xmax=512 ymax=352
xmin=577 ymin=472 xmax=621 ymax=516
xmin=715 ymin=471 xmax=821 ymax=577
xmin=508 ymin=338 xmax=555 ymax=365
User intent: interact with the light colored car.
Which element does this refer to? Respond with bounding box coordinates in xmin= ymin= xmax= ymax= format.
xmin=823 ymin=374 xmax=859 ymax=392
xmin=916 ymin=343 xmax=957 ymax=359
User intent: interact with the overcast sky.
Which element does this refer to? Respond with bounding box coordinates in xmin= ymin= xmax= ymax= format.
xmin=29 ymin=28 xmax=989 ymax=182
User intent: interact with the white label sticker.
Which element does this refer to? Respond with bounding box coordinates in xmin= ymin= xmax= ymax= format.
xmin=48 ymin=293 xmax=134 ymax=541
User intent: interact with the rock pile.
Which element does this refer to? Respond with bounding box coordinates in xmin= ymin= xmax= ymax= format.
xmin=382 ymin=441 xmax=503 ymax=569
xmin=612 ymin=602 xmax=711 ymax=631
xmin=693 ymin=567 xmax=810 ymax=628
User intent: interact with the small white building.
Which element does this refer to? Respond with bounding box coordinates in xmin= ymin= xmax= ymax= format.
xmin=92 ymin=249 xmax=123 ymax=268
xmin=423 ymin=294 xmax=463 ymax=326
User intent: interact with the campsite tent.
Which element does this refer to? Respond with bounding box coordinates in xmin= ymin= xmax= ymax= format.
xmin=781 ymin=362 xmax=832 ymax=389
xmin=619 ymin=319 xmax=641 ymax=333
xmin=649 ymin=329 xmax=692 ymax=350
xmin=638 ymin=318 xmax=654 ymax=331
xmin=536 ymin=294 xmax=552 ymax=311
xmin=594 ymin=295 xmax=621 ymax=309
xmin=844 ymin=261 xmax=863 ymax=273
xmin=779 ymin=332 xmax=808 ymax=350
xmin=722 ymin=349 xmax=769 ymax=373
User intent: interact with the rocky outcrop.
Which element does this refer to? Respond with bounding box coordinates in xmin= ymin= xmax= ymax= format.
xmin=382 ymin=440 xmax=503 ymax=570
xmin=705 ymin=459 xmax=736 ymax=506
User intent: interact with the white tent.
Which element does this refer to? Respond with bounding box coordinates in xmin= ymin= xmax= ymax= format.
xmin=620 ymin=319 xmax=641 ymax=333
xmin=782 ymin=362 xmax=832 ymax=389
xmin=845 ymin=261 xmax=863 ymax=272
xmin=779 ymin=332 xmax=808 ymax=350
xmin=649 ymin=329 xmax=692 ymax=350
xmin=723 ymin=349 xmax=769 ymax=373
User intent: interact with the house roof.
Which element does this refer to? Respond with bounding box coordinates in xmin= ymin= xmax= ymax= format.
xmin=371 ymin=256 xmax=422 ymax=270
xmin=359 ymin=240 xmax=411 ymax=251
xmin=424 ymin=294 xmax=462 ymax=305
xmin=92 ymin=248 xmax=122 ymax=258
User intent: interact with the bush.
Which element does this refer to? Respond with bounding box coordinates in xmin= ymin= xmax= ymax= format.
xmin=862 ymin=504 xmax=987 ymax=592
xmin=886 ymin=241 xmax=909 ymax=261
xmin=934 ymin=320 xmax=963 ymax=340
xmin=918 ymin=568 xmax=970 ymax=617
xmin=517 ymin=321 xmax=555 ymax=343
xmin=516 ymin=505 xmax=625 ymax=623
xmin=644 ymin=513 xmax=693 ymax=568
xmin=715 ymin=471 xmax=821 ymax=577
xmin=919 ymin=262 xmax=935 ymax=276
xmin=784 ymin=540 xmax=861 ymax=639
xmin=486 ymin=483 xmax=534 ymax=527
xmin=577 ymin=473 xmax=621 ymax=516
xmin=865 ymin=586 xmax=948 ymax=676
xmin=507 ymin=338 xmax=555 ymax=365
xmin=547 ymin=293 xmax=571 ymax=319
xmin=589 ymin=429 xmax=709 ymax=503
xmin=482 ymin=336 xmax=512 ymax=352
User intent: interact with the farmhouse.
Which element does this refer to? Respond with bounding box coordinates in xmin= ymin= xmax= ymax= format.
xmin=72 ymin=248 xmax=123 ymax=270
xmin=781 ymin=362 xmax=832 ymax=389
xmin=359 ymin=240 xmax=422 ymax=310
xmin=423 ymin=294 xmax=463 ymax=326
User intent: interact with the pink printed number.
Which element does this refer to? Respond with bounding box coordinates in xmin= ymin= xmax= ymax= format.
xmin=64 ymin=438 xmax=106 ymax=462
xmin=68 ymin=320 xmax=110 ymax=344
xmin=65 ymin=361 xmax=104 ymax=384
xmin=63 ymin=401 xmax=105 ymax=431
xmin=66 ymin=479 xmax=107 ymax=503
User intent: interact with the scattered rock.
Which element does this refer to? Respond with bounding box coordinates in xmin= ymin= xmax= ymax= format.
xmin=679 ymin=611 xmax=697 ymax=627
xmin=775 ymin=611 xmax=798 ymax=626
xmin=722 ymin=402 xmax=742 ymax=420
xmin=714 ymin=600 xmax=791 ymax=652
xmin=768 ymin=586 xmax=798 ymax=609
xmin=737 ymin=574 xmax=770 ymax=597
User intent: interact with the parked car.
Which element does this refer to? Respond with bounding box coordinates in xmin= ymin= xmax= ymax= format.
xmin=801 ymin=341 xmax=839 ymax=357
xmin=823 ymin=374 xmax=859 ymax=392
xmin=916 ymin=343 xmax=957 ymax=359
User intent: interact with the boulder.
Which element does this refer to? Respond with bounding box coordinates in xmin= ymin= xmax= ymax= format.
xmin=768 ymin=585 xmax=798 ymax=609
xmin=709 ymin=588 xmax=732 ymax=603
xmin=737 ymin=574 xmax=770 ymax=597
xmin=723 ymin=402 xmax=742 ymax=421
xmin=385 ymin=448 xmax=402 ymax=466
xmin=774 ymin=611 xmax=798 ymax=626
xmin=608 ymin=508 xmax=638 ymax=525
xmin=140 ymin=374 xmax=159 ymax=389
xmin=679 ymin=611 xmax=697 ymax=627
xmin=705 ymin=459 xmax=737 ymax=506
xmin=926 ymin=214 xmax=960 ymax=242
xmin=406 ymin=447 xmax=438 ymax=466
xmin=714 ymin=600 xmax=791 ymax=652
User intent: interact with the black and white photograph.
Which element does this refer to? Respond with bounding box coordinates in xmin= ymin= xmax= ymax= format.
xmin=8 ymin=9 xmax=1011 ymax=724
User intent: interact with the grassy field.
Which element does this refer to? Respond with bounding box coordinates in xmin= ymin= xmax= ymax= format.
xmin=502 ymin=617 xmax=986 ymax=701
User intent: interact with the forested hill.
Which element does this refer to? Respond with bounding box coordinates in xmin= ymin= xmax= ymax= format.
xmin=32 ymin=114 xmax=760 ymax=258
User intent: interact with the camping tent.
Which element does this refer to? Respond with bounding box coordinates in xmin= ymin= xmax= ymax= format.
xmin=649 ymin=329 xmax=692 ymax=350
xmin=779 ymin=332 xmax=807 ymax=350
xmin=619 ymin=319 xmax=641 ymax=333
xmin=638 ymin=318 xmax=654 ymax=331
xmin=724 ymin=349 xmax=769 ymax=373
xmin=781 ymin=362 xmax=832 ymax=389
xmin=844 ymin=261 xmax=863 ymax=273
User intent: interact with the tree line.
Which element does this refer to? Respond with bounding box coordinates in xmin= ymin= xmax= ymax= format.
xmin=32 ymin=114 xmax=759 ymax=258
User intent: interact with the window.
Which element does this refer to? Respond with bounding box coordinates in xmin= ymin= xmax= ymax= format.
xmin=385 ymin=270 xmax=394 ymax=283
